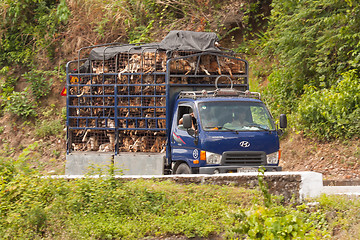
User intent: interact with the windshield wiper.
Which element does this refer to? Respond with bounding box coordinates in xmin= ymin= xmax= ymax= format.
xmin=245 ymin=124 xmax=270 ymax=132
xmin=221 ymin=126 xmax=239 ymax=134
xmin=204 ymin=126 xmax=238 ymax=133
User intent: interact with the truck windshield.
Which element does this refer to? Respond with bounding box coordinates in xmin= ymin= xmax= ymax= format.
xmin=198 ymin=101 xmax=276 ymax=131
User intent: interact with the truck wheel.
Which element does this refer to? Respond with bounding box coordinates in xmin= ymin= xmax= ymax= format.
xmin=175 ymin=163 xmax=191 ymax=174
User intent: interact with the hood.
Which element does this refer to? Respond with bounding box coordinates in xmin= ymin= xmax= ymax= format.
xmin=200 ymin=131 xmax=279 ymax=155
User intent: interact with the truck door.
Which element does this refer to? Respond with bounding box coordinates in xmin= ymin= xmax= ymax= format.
xmin=171 ymin=104 xmax=199 ymax=167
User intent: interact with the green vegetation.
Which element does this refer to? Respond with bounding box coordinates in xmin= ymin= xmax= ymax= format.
xmin=0 ymin=0 xmax=67 ymax=122
xmin=0 ymin=0 xmax=69 ymax=66
xmin=2 ymin=155 xmax=360 ymax=239
xmin=35 ymin=119 xmax=64 ymax=138
xmin=298 ymin=70 xmax=360 ymax=140
xmin=1 ymin=88 xmax=37 ymax=118
xmin=259 ymin=0 xmax=360 ymax=139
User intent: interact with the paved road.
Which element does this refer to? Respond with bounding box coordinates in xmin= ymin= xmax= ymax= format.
xmin=322 ymin=186 xmax=360 ymax=196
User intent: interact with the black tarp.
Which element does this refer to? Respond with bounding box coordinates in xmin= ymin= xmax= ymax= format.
xmin=88 ymin=43 xmax=160 ymax=61
xmin=76 ymin=31 xmax=222 ymax=72
xmin=78 ymin=43 xmax=159 ymax=72
xmin=158 ymin=30 xmax=220 ymax=52
xmin=87 ymin=31 xmax=221 ymax=61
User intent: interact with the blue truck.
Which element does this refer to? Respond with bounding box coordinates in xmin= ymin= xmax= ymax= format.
xmin=65 ymin=31 xmax=287 ymax=175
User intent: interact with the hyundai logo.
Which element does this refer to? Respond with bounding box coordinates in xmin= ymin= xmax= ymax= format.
xmin=239 ymin=141 xmax=250 ymax=148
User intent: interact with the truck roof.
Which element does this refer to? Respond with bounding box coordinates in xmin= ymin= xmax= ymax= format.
xmin=178 ymin=89 xmax=262 ymax=102
xmin=193 ymin=97 xmax=263 ymax=103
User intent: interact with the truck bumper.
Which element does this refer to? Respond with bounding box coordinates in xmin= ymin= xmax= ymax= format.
xmin=199 ymin=165 xmax=282 ymax=174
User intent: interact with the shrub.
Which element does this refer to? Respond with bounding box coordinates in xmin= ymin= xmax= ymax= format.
xmin=259 ymin=0 xmax=360 ymax=138
xmin=263 ymin=68 xmax=303 ymax=116
xmin=297 ymin=70 xmax=360 ymax=139
xmin=0 ymin=0 xmax=69 ymax=66
xmin=232 ymin=204 xmax=328 ymax=239
xmin=231 ymin=170 xmax=329 ymax=239
xmin=35 ymin=119 xmax=63 ymax=138
xmin=23 ymin=70 xmax=53 ymax=100
xmin=1 ymin=88 xmax=37 ymax=118
xmin=264 ymin=0 xmax=360 ymax=91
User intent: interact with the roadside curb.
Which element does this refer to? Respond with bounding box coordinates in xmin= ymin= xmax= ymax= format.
xmin=52 ymin=171 xmax=324 ymax=201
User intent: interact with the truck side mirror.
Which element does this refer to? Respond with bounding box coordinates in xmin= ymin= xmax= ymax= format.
xmin=182 ymin=114 xmax=193 ymax=129
xmin=279 ymin=114 xmax=287 ymax=129
xmin=183 ymin=114 xmax=197 ymax=139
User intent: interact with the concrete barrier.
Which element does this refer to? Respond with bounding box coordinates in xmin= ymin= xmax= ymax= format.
xmin=66 ymin=153 xmax=165 ymax=176
xmin=65 ymin=153 xmax=113 ymax=175
xmin=57 ymin=171 xmax=323 ymax=201
xmin=114 ymin=153 xmax=164 ymax=175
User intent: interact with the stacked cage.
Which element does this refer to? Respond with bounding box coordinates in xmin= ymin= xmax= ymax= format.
xmin=167 ymin=51 xmax=247 ymax=87
xmin=67 ymin=44 xmax=247 ymax=154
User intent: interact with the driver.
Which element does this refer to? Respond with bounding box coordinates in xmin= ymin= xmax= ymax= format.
xmin=223 ymin=111 xmax=249 ymax=130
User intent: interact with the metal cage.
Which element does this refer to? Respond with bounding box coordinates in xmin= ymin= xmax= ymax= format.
xmin=66 ymin=45 xmax=248 ymax=155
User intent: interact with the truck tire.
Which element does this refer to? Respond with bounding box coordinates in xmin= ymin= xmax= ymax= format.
xmin=175 ymin=163 xmax=191 ymax=174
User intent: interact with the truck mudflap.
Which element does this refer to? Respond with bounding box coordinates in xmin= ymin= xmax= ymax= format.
xmin=199 ymin=165 xmax=282 ymax=174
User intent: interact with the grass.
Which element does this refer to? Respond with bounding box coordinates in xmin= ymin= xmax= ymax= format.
xmin=1 ymin=147 xmax=360 ymax=239
xmin=0 ymin=166 xmax=356 ymax=239
xmin=0 ymin=174 xmax=261 ymax=239
xmin=35 ymin=119 xmax=64 ymax=138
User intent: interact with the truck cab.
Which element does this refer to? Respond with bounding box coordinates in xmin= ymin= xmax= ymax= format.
xmin=170 ymin=88 xmax=286 ymax=174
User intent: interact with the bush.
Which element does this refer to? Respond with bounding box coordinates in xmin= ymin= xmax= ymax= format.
xmin=297 ymin=70 xmax=360 ymax=139
xmin=0 ymin=0 xmax=69 ymax=66
xmin=23 ymin=70 xmax=54 ymax=100
xmin=233 ymin=204 xmax=328 ymax=239
xmin=264 ymin=0 xmax=360 ymax=90
xmin=263 ymin=68 xmax=303 ymax=116
xmin=259 ymin=0 xmax=360 ymax=138
xmin=35 ymin=119 xmax=64 ymax=138
xmin=1 ymin=88 xmax=37 ymax=118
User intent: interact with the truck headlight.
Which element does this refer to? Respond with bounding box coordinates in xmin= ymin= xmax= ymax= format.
xmin=266 ymin=151 xmax=279 ymax=164
xmin=205 ymin=152 xmax=222 ymax=165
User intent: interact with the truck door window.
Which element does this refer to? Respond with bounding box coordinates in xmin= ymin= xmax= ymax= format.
xmin=177 ymin=106 xmax=196 ymax=130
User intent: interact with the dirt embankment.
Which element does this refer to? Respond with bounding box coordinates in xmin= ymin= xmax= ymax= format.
xmin=281 ymin=133 xmax=360 ymax=181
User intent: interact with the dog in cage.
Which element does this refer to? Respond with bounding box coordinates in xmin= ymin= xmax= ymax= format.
xmin=94 ymin=119 xmax=115 ymax=152
xmin=150 ymin=137 xmax=166 ymax=153
xmin=200 ymin=54 xmax=220 ymax=74
xmin=121 ymin=135 xmax=134 ymax=152
xmin=157 ymin=114 xmax=166 ymax=129
xmin=169 ymin=52 xmax=193 ymax=74
xmin=81 ymin=129 xmax=99 ymax=151
xmin=98 ymin=132 xmax=115 ymax=152
xmin=155 ymin=51 xmax=167 ymax=71
xmin=129 ymin=136 xmax=142 ymax=152
xmin=142 ymin=52 xmax=157 ymax=73
xmin=217 ymin=57 xmax=245 ymax=77
xmin=75 ymin=63 xmax=109 ymax=98
xmin=141 ymin=51 xmax=168 ymax=73
xmin=118 ymin=54 xmax=142 ymax=79
xmin=141 ymin=74 xmax=155 ymax=93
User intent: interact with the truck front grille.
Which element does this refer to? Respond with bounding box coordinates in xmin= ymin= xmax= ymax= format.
xmin=222 ymin=151 xmax=266 ymax=166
